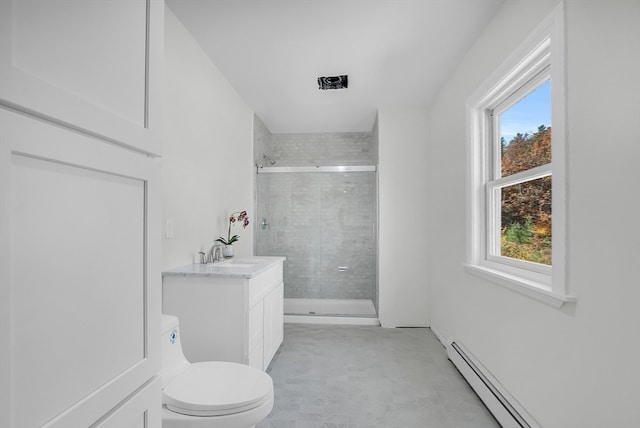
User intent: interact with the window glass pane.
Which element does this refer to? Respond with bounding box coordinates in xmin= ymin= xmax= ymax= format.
xmin=501 ymin=176 xmax=551 ymax=265
xmin=500 ymin=80 xmax=551 ymax=177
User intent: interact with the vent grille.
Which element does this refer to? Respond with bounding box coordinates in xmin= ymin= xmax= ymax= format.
xmin=317 ymin=75 xmax=348 ymax=90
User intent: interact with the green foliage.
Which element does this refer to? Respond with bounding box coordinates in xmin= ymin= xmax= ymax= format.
xmin=499 ymin=126 xmax=552 ymax=265
xmin=501 ymin=217 xmax=551 ymax=265
xmin=504 ymin=218 xmax=533 ymax=244
xmin=501 ymin=126 xmax=552 ymax=229
xmin=215 ymin=234 xmax=239 ymax=245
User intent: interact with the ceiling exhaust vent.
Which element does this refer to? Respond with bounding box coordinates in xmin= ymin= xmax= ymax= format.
xmin=317 ymin=75 xmax=348 ymax=90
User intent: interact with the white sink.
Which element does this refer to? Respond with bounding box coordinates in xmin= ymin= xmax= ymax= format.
xmin=218 ymin=263 xmax=254 ymax=268
xmin=214 ymin=260 xmax=258 ymax=268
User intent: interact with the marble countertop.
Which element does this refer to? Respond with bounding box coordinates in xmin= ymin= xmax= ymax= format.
xmin=162 ymin=256 xmax=286 ymax=279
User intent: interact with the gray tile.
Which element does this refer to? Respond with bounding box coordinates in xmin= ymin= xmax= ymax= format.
xmin=262 ymin=324 xmax=499 ymax=428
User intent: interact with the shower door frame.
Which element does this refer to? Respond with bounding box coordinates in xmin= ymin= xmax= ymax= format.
xmin=255 ymin=165 xmax=378 ymax=317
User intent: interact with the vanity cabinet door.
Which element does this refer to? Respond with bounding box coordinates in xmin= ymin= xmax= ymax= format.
xmin=248 ymin=338 xmax=265 ymax=370
xmin=263 ymin=282 xmax=284 ymax=369
xmin=248 ymin=301 xmax=265 ymax=369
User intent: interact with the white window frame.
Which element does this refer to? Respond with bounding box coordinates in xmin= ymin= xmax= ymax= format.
xmin=465 ymin=4 xmax=575 ymax=307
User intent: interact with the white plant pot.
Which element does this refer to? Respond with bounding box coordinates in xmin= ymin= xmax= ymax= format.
xmin=222 ymin=245 xmax=234 ymax=258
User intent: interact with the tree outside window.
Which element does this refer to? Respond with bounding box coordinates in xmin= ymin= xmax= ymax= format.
xmin=497 ymin=80 xmax=551 ymax=265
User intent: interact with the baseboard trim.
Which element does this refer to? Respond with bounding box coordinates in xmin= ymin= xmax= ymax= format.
xmin=284 ymin=315 xmax=381 ymax=326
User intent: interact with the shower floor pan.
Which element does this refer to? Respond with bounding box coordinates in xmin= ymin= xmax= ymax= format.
xmin=284 ymin=298 xmax=380 ymax=326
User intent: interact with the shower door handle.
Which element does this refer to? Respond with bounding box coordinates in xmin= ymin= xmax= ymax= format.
xmin=261 ymin=218 xmax=270 ymax=230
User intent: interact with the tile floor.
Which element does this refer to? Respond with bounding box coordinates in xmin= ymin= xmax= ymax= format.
xmin=257 ymin=323 xmax=499 ymax=428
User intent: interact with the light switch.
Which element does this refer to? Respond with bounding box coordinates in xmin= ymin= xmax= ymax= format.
xmin=165 ymin=219 xmax=174 ymax=239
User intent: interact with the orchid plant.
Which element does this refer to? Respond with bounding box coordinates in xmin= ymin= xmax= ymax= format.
xmin=215 ymin=210 xmax=249 ymax=246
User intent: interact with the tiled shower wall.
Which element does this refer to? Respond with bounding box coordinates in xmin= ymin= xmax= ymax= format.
xmin=268 ymin=132 xmax=377 ymax=167
xmin=257 ymin=171 xmax=376 ymax=301
xmin=253 ymin=115 xmax=273 ymax=166
xmin=254 ymin=119 xmax=378 ymax=305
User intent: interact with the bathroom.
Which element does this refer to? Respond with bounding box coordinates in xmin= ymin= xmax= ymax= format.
xmin=162 ymin=7 xmax=429 ymax=329
xmin=159 ymin=3 xmax=640 ymax=426
xmin=163 ymin=7 xmax=429 ymax=329
xmin=1 ymin=1 xmax=638 ymax=427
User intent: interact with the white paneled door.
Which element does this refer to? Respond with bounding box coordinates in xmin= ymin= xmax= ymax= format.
xmin=0 ymin=1 xmax=163 ymax=427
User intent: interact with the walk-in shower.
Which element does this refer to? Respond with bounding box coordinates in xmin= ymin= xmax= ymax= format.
xmin=256 ymin=164 xmax=378 ymax=324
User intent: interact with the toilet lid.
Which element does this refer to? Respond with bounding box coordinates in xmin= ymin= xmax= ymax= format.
xmin=163 ymin=361 xmax=273 ymax=417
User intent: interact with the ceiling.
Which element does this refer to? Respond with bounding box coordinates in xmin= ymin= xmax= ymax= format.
xmin=166 ymin=0 xmax=504 ymax=134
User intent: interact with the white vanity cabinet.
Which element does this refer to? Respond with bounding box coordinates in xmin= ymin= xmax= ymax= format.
xmin=162 ymin=257 xmax=285 ymax=371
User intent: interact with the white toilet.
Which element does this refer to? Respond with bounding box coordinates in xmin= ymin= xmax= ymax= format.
xmin=161 ymin=314 xmax=274 ymax=428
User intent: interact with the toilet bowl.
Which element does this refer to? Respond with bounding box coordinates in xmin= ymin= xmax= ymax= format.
xmin=161 ymin=314 xmax=274 ymax=428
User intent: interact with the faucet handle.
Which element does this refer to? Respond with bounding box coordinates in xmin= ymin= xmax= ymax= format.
xmin=213 ymin=244 xmax=223 ymax=261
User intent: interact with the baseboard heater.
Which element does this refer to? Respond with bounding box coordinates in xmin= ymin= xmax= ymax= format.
xmin=447 ymin=341 xmax=540 ymax=428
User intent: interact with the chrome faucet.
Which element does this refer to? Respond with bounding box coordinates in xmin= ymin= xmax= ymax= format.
xmin=214 ymin=245 xmax=222 ymax=262
xmin=206 ymin=244 xmax=223 ymax=263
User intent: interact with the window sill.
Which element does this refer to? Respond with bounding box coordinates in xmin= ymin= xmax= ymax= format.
xmin=464 ymin=264 xmax=576 ymax=308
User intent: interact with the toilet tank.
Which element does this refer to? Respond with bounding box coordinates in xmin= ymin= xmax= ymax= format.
xmin=160 ymin=314 xmax=190 ymax=387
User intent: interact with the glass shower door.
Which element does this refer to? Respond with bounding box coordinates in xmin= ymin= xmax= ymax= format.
xmin=256 ymin=169 xmax=377 ymax=317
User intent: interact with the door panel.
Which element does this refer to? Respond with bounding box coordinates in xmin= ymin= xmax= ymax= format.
xmin=0 ymin=109 xmax=161 ymax=428
xmin=0 ymin=0 xmax=163 ymax=155
xmin=92 ymin=378 xmax=162 ymax=428
xmin=11 ymin=155 xmax=145 ymax=428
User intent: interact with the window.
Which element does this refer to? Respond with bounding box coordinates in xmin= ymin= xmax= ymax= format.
xmin=489 ymin=76 xmax=551 ymax=270
xmin=466 ymin=4 xmax=574 ymax=307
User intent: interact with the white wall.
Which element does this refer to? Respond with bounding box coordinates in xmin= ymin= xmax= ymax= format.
xmin=427 ymin=1 xmax=640 ymax=427
xmin=378 ymin=107 xmax=430 ymax=327
xmin=163 ymin=7 xmax=254 ymax=268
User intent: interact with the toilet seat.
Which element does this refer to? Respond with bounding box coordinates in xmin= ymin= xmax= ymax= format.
xmin=163 ymin=361 xmax=273 ymax=417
